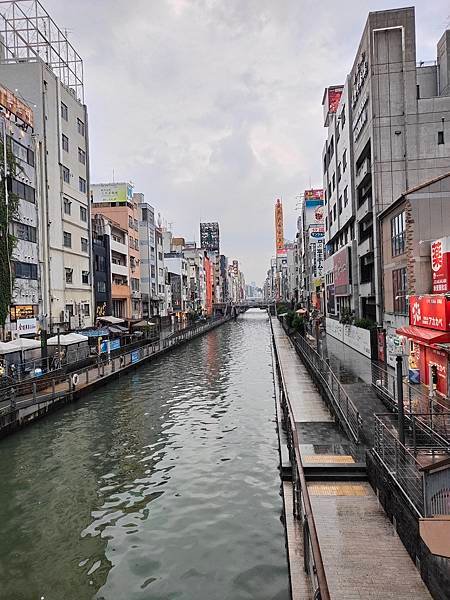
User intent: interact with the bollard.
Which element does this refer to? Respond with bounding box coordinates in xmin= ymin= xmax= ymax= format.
xmin=32 ymin=382 xmax=37 ymax=402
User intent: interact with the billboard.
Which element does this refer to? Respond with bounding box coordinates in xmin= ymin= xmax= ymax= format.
xmin=304 ymin=189 xmax=324 ymax=240
xmin=333 ymin=246 xmax=351 ymax=296
xmin=91 ymin=182 xmax=134 ymax=204
xmin=0 ymin=85 xmax=34 ymax=128
xmin=200 ymin=222 xmax=220 ymax=252
xmin=327 ymin=87 xmax=343 ymax=113
xmin=431 ymin=236 xmax=450 ymax=293
xmin=275 ymin=199 xmax=285 ymax=255
xmin=409 ymin=295 xmax=450 ymax=332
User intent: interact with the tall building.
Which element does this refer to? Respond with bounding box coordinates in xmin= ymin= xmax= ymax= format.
xmin=136 ymin=193 xmax=158 ymax=318
xmin=200 ymin=222 xmax=220 ymax=252
xmin=91 ymin=182 xmax=142 ymax=320
xmin=323 ymin=7 xmax=450 ymax=324
xmin=298 ymin=190 xmax=325 ymax=310
xmin=91 ymin=214 xmax=112 ymax=319
xmin=0 ymin=1 xmax=93 ymax=332
xmin=0 ymin=85 xmax=39 ymax=337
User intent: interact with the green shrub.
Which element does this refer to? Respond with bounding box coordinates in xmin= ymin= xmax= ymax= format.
xmin=353 ymin=317 xmax=377 ymax=330
xmin=292 ymin=314 xmax=305 ymax=334
xmin=285 ymin=310 xmax=296 ymax=328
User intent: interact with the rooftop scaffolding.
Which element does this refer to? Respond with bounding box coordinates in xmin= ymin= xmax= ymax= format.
xmin=0 ymin=0 xmax=84 ymax=102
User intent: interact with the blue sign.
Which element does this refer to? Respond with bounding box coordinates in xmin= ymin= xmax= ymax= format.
xmin=100 ymin=338 xmax=121 ymax=353
xmin=131 ymin=350 xmax=140 ymax=364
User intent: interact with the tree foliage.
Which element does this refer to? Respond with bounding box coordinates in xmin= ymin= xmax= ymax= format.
xmin=0 ymin=133 xmax=19 ymax=327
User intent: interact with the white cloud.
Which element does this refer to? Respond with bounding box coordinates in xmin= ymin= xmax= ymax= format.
xmin=45 ymin=0 xmax=450 ymax=282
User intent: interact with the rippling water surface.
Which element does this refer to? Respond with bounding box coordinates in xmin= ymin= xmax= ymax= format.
xmin=0 ymin=311 xmax=288 ymax=600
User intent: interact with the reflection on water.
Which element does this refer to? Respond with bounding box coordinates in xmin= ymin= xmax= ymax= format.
xmin=0 ymin=310 xmax=288 ymax=600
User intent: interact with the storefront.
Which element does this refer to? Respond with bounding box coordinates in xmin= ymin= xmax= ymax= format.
xmin=397 ymin=294 xmax=450 ymax=397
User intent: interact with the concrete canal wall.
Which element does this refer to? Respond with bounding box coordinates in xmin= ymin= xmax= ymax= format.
xmin=0 ymin=316 xmax=231 ymax=439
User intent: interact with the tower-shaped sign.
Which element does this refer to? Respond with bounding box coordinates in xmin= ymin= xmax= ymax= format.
xmin=275 ymin=199 xmax=285 ymax=255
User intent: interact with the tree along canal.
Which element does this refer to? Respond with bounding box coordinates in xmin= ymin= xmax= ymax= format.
xmin=0 ymin=310 xmax=288 ymax=600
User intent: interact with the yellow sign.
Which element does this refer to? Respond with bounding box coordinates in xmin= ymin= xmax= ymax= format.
xmin=10 ymin=305 xmax=35 ymax=322
xmin=275 ymin=199 xmax=285 ymax=255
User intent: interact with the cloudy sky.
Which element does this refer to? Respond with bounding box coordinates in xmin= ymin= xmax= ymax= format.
xmin=46 ymin=0 xmax=449 ymax=284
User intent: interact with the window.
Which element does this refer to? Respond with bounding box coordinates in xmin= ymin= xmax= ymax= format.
xmin=151 ymin=265 xmax=156 ymax=278
xmin=158 ymin=251 xmax=163 ymax=261
xmin=332 ymin=173 xmax=335 ymax=190
xmin=328 ymin=182 xmax=332 ymax=198
xmin=95 ymin=255 xmax=106 ymax=271
xmin=78 ymin=148 xmax=86 ymax=164
xmin=341 ymin=107 xmax=346 ymax=128
xmin=97 ymin=280 xmax=106 ymax=293
xmin=343 ymin=149 xmax=347 ymax=171
xmin=13 ymin=261 xmax=38 ymax=279
xmin=13 ymin=222 xmax=37 ymax=242
xmin=62 ymin=133 xmax=69 ymax=152
xmin=337 ymin=162 xmax=341 ymax=182
xmin=65 ymin=268 xmax=73 ymax=284
xmin=391 ymin=211 xmax=406 ymax=256
xmin=79 ymin=177 xmax=87 ymax=193
xmin=344 ymin=186 xmax=348 ymax=206
xmin=82 ymin=303 xmax=90 ymax=316
xmin=438 ymin=131 xmax=444 ymax=145
xmin=338 ymin=196 xmax=342 ymax=214
xmin=129 ymin=236 xmax=134 ymax=248
xmin=61 ymin=102 xmax=68 ymax=121
xmin=8 ymin=179 xmax=35 ymax=203
xmin=80 ymin=206 xmax=87 ymax=222
xmin=159 ymin=267 xmax=163 ymax=277
xmin=62 ymin=166 xmax=70 ymax=183
xmin=128 ymin=216 xmax=133 ymax=228
xmin=65 ymin=304 xmax=74 ymax=317
xmin=81 ymin=237 xmax=88 ymax=252
xmin=142 ymin=207 xmax=148 ymax=221
xmin=325 ymin=216 xmax=328 ymax=231
xmin=63 ymin=231 xmax=72 ymax=248
xmin=77 ymin=118 xmax=85 ymax=136
xmin=63 ymin=198 xmax=71 ymax=215
xmin=333 ymin=204 xmax=337 ymax=220
xmin=393 ymin=268 xmax=407 ymax=315
xmin=11 ymin=138 xmax=35 ymax=166
xmin=134 ymin=219 xmax=138 ymax=230
xmin=135 ymin=239 xmax=139 ymax=250
xmin=131 ymin=278 xmax=140 ymax=291
xmin=82 ymin=270 xmax=89 ymax=284
xmin=329 ymin=212 xmax=333 ymax=226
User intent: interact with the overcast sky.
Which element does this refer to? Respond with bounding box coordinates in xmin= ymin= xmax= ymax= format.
xmin=46 ymin=0 xmax=450 ymax=284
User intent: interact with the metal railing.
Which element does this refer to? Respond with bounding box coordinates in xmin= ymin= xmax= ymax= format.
xmin=374 ymin=414 xmax=426 ymax=516
xmin=372 ymin=363 xmax=450 ymax=443
xmin=274 ymin=338 xmax=330 ymax=600
xmin=374 ymin=413 xmax=450 ymax=517
xmin=290 ymin=329 xmax=361 ymax=443
xmin=0 ymin=316 xmax=228 ymax=422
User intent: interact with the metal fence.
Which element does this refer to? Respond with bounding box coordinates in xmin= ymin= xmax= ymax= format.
xmin=290 ymin=329 xmax=361 ymax=443
xmin=374 ymin=414 xmax=426 ymax=516
xmin=372 ymin=362 xmax=450 ymax=444
xmin=374 ymin=413 xmax=450 ymax=517
xmin=0 ymin=316 xmax=228 ymax=422
xmin=275 ymin=340 xmax=330 ymax=600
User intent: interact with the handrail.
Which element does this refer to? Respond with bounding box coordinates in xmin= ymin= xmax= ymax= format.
xmin=0 ymin=316 xmax=228 ymax=417
xmin=271 ymin=318 xmax=330 ymax=600
xmin=289 ymin=327 xmax=361 ymax=443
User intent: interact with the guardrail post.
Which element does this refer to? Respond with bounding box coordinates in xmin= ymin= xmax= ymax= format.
xmin=32 ymin=382 xmax=36 ymax=402
xmin=52 ymin=379 xmax=56 ymax=399
xmin=112 ymin=358 xmax=115 ymax=373
xmin=86 ymin=369 xmax=89 ymax=383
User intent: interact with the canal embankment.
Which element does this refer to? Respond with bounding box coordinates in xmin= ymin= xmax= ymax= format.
xmin=0 ymin=315 xmax=231 ymax=438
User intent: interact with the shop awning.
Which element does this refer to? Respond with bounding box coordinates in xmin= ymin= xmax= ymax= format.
xmin=396 ymin=325 xmax=450 ymax=345
xmin=98 ymin=316 xmax=125 ymax=324
xmin=47 ymin=333 xmax=88 ymax=346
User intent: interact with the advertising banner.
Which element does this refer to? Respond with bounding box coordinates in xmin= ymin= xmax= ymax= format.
xmin=0 ymin=85 xmax=34 ymax=127
xmin=333 ymin=246 xmax=351 ymax=296
xmin=17 ymin=318 xmax=37 ymax=335
xmin=409 ymin=295 xmax=450 ymax=332
xmin=328 ymin=87 xmax=343 ymax=113
xmin=91 ymin=182 xmax=134 ymax=204
xmin=275 ymin=199 xmax=285 ymax=255
xmin=431 ymin=236 xmax=450 ymax=293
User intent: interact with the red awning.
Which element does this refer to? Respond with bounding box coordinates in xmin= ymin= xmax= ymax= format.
xmin=396 ymin=325 xmax=450 ymax=344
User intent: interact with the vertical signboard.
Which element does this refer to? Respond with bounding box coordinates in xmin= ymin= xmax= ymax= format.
xmin=275 ymin=199 xmax=285 ymax=255
xmin=431 ymin=236 xmax=450 ymax=293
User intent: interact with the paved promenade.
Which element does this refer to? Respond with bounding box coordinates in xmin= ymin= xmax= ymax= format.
xmin=272 ymin=319 xmax=432 ymax=600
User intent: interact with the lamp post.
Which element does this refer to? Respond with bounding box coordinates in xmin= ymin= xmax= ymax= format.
xmin=396 ymin=355 xmax=405 ymax=446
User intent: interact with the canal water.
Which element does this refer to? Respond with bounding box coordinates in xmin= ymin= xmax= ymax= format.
xmin=0 ymin=310 xmax=289 ymax=600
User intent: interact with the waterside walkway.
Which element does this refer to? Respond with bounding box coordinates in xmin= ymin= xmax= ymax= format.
xmin=272 ymin=318 xmax=432 ymax=600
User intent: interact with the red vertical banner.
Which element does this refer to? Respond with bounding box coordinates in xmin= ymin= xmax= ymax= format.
xmin=431 ymin=237 xmax=450 ymax=293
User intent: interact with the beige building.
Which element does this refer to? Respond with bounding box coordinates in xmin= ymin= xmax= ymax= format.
xmin=379 ymin=172 xmax=450 ymax=365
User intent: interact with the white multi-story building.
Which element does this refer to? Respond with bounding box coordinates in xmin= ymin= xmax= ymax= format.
xmin=136 ymin=193 xmax=159 ymax=318
xmin=0 ymin=2 xmax=93 ymax=332
xmin=1 ymin=85 xmax=39 ymax=337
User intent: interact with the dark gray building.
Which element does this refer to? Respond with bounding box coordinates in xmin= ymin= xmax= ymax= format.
xmin=200 ymin=222 xmax=220 ymax=253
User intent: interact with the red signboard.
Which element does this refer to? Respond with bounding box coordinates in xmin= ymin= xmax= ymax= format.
xmin=409 ymin=295 xmax=450 ymax=332
xmin=423 ymin=346 xmax=448 ymax=396
xmin=431 ymin=237 xmax=450 ymax=293
xmin=328 ymin=87 xmax=343 ymax=113
xmin=304 ymin=189 xmax=323 ymax=200
xmin=333 ymin=246 xmax=351 ymax=296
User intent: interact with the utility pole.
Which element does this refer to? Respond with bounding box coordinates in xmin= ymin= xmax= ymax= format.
xmin=396 ymin=355 xmax=405 ymax=445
